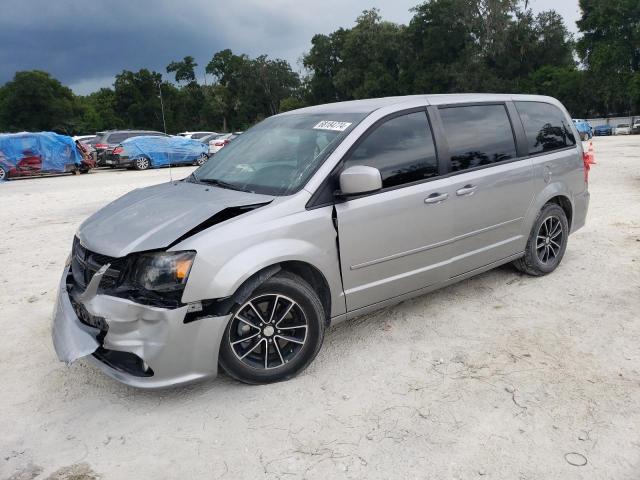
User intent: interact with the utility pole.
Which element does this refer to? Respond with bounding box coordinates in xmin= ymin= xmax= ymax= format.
xmin=157 ymin=80 xmax=167 ymax=134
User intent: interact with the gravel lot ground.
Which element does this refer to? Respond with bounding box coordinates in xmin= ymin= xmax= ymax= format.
xmin=1 ymin=136 xmax=640 ymax=480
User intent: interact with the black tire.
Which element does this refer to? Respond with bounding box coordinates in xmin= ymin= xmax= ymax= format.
xmin=0 ymin=165 xmax=7 ymax=182
xmin=133 ymin=157 xmax=151 ymax=170
xmin=219 ymin=272 xmax=326 ymax=384
xmin=195 ymin=154 xmax=208 ymax=166
xmin=513 ymin=203 xmax=569 ymax=276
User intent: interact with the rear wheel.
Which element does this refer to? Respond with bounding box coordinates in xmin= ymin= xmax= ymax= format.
xmin=134 ymin=157 xmax=150 ymax=170
xmin=0 ymin=165 xmax=7 ymax=181
xmin=513 ymin=203 xmax=569 ymax=276
xmin=219 ymin=272 xmax=326 ymax=384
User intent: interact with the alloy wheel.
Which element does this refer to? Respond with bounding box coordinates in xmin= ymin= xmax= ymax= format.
xmin=196 ymin=154 xmax=207 ymax=166
xmin=536 ymin=215 xmax=563 ymax=264
xmin=0 ymin=167 xmax=6 ymax=181
xmin=136 ymin=157 xmax=149 ymax=170
xmin=229 ymin=294 xmax=308 ymax=370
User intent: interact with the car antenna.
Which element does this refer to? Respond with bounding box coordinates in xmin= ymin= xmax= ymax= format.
xmin=156 ymin=79 xmax=173 ymax=183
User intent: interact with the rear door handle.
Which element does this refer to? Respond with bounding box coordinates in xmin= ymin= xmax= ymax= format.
xmin=456 ymin=184 xmax=477 ymax=196
xmin=424 ymin=193 xmax=449 ymax=204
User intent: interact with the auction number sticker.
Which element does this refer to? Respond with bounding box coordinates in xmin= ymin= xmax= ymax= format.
xmin=313 ymin=120 xmax=352 ymax=132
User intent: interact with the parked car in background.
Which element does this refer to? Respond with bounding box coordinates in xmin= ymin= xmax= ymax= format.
xmin=572 ymin=119 xmax=593 ymax=140
xmin=177 ymin=131 xmax=217 ymax=139
xmin=631 ymin=119 xmax=640 ymax=134
xmin=94 ymin=130 xmax=168 ymax=166
xmin=73 ymin=135 xmax=98 ymax=145
xmin=208 ymin=133 xmax=239 ymax=155
xmin=614 ymin=124 xmax=631 ymax=135
xmin=73 ymin=135 xmax=99 ymax=158
xmin=53 ymin=93 xmax=589 ymax=387
xmin=593 ymin=124 xmax=613 ymax=136
xmin=110 ymin=135 xmax=209 ymax=170
xmin=0 ymin=132 xmax=95 ymax=181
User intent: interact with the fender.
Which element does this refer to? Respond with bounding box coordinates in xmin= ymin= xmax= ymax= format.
xmin=181 ymin=238 xmax=345 ymax=317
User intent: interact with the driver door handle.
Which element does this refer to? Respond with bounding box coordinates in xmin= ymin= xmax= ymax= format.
xmin=456 ymin=184 xmax=478 ymax=196
xmin=424 ymin=193 xmax=449 ymax=205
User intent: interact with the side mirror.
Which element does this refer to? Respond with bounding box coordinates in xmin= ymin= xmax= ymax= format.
xmin=338 ymin=165 xmax=382 ymax=196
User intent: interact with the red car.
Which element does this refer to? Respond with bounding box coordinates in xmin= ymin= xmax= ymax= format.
xmin=0 ymin=133 xmax=95 ymax=181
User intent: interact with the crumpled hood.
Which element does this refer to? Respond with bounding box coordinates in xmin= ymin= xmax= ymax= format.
xmin=77 ymin=180 xmax=273 ymax=257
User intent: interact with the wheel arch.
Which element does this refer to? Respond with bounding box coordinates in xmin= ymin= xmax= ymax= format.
xmin=200 ymin=261 xmax=333 ymax=326
xmin=545 ymin=194 xmax=573 ymax=230
xmin=525 ymin=184 xmax=574 ymax=235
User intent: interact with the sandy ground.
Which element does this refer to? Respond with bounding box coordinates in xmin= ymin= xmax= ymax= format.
xmin=1 ymin=137 xmax=639 ymax=480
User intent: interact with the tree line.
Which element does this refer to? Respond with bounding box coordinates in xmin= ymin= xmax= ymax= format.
xmin=0 ymin=0 xmax=638 ymax=135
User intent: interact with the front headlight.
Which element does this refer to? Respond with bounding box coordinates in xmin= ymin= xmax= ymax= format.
xmin=131 ymin=251 xmax=195 ymax=292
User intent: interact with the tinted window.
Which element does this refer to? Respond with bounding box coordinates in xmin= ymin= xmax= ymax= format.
xmin=440 ymin=105 xmax=516 ymax=172
xmin=190 ymin=132 xmax=210 ymax=139
xmin=515 ymin=101 xmax=576 ymax=155
xmin=343 ymin=111 xmax=438 ymax=189
xmin=107 ymin=132 xmax=129 ymax=143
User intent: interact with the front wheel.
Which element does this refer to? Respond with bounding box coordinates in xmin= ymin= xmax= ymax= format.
xmin=219 ymin=272 xmax=326 ymax=384
xmin=195 ymin=153 xmax=208 ymax=166
xmin=0 ymin=165 xmax=7 ymax=182
xmin=513 ymin=203 xmax=569 ymax=276
xmin=134 ymin=157 xmax=150 ymax=170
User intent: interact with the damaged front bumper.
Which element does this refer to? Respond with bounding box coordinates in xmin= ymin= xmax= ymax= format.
xmin=52 ymin=266 xmax=231 ymax=388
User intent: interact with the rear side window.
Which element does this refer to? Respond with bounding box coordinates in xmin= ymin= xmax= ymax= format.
xmin=343 ymin=111 xmax=438 ymax=189
xmin=515 ymin=101 xmax=576 ymax=155
xmin=439 ymin=104 xmax=516 ymax=172
xmin=107 ymin=133 xmax=129 ymax=143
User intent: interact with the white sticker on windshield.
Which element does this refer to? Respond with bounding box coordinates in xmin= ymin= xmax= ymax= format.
xmin=313 ymin=120 xmax=352 ymax=132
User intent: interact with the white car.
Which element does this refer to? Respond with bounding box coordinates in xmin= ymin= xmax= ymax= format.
xmin=73 ymin=135 xmax=98 ymax=144
xmin=177 ymin=131 xmax=217 ymax=139
xmin=206 ymin=133 xmax=239 ymax=155
xmin=614 ymin=124 xmax=631 ymax=135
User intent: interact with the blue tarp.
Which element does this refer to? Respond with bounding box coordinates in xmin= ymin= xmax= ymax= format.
xmin=0 ymin=132 xmax=82 ymax=171
xmin=121 ymin=136 xmax=208 ymax=167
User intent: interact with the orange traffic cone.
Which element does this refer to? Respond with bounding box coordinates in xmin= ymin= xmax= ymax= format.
xmin=586 ymin=141 xmax=596 ymax=165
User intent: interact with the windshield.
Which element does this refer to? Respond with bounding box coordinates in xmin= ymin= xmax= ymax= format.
xmin=192 ymin=112 xmax=365 ymax=195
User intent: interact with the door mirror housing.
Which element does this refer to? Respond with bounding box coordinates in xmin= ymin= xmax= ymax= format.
xmin=339 ymin=165 xmax=383 ymax=196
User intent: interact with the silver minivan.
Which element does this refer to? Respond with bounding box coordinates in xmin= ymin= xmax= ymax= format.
xmin=53 ymin=94 xmax=590 ymax=388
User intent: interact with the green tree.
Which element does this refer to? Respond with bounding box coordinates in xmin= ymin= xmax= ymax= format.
xmin=0 ymin=70 xmax=77 ymax=132
xmin=577 ymin=0 xmax=640 ymax=115
xmin=252 ymin=55 xmax=301 ymax=115
xmin=113 ymin=69 xmax=167 ymax=131
xmin=166 ymin=56 xmax=198 ymax=84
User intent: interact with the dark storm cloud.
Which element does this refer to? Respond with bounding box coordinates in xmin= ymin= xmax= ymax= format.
xmin=0 ymin=0 xmax=579 ymax=94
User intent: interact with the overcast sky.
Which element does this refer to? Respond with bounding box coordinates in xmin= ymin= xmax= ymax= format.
xmin=0 ymin=0 xmax=581 ymax=95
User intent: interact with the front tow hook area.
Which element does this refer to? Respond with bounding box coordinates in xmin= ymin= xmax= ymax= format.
xmin=52 ymin=266 xmax=101 ymax=363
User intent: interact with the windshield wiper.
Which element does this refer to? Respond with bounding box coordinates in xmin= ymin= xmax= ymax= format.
xmin=197 ymin=177 xmax=248 ymax=192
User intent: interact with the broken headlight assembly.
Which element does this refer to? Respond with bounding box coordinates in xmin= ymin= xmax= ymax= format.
xmin=98 ymin=251 xmax=196 ymax=308
xmin=130 ymin=251 xmax=196 ymax=293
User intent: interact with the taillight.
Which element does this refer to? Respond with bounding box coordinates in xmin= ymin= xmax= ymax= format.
xmin=215 ymin=139 xmax=230 ymax=147
xmin=113 ymin=146 xmax=123 ymax=155
xmin=95 ymin=143 xmax=108 ymax=149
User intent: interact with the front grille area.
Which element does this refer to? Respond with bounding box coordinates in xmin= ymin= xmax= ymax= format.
xmin=71 ymin=237 xmax=122 ymax=290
